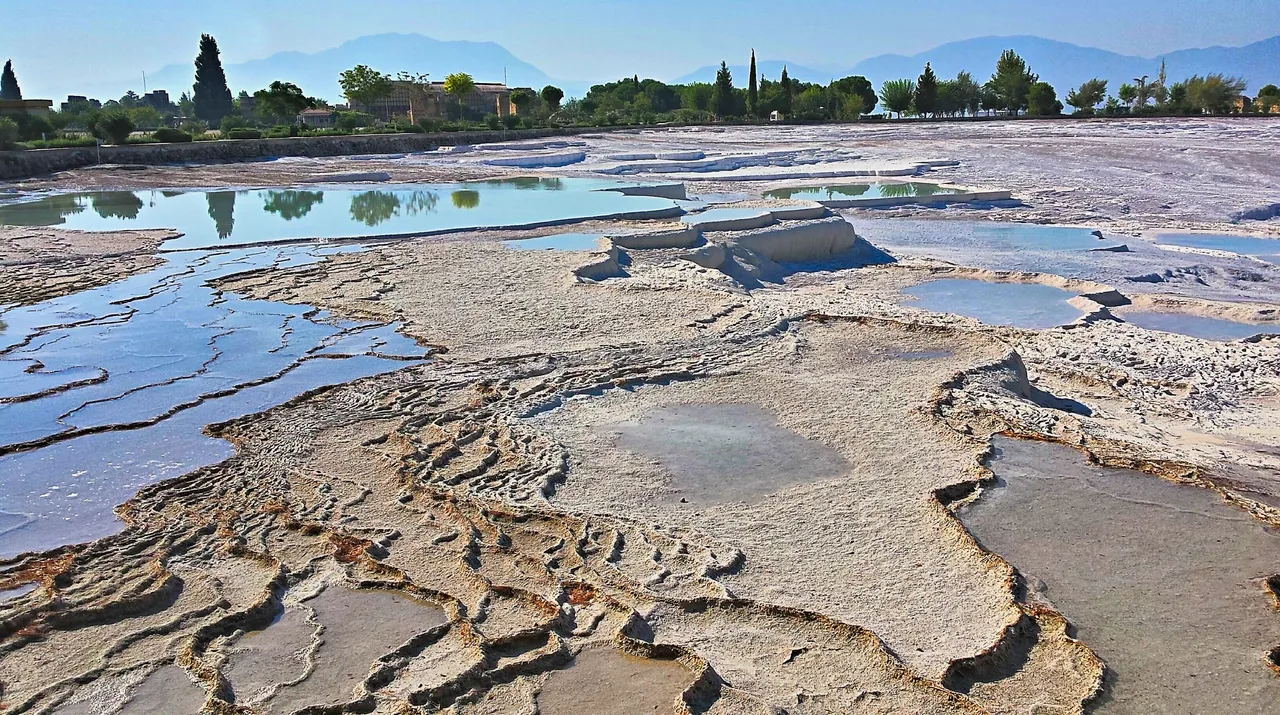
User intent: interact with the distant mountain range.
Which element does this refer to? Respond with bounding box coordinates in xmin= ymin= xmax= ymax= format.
xmin=677 ymin=34 xmax=1279 ymax=98
xmin=87 ymin=34 xmax=586 ymax=104
xmin=75 ymin=33 xmax=1278 ymax=106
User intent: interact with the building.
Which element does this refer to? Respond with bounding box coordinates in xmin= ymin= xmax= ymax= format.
xmin=142 ymin=90 xmax=171 ymax=111
xmin=353 ymin=80 xmax=511 ymax=123
xmin=298 ymin=108 xmax=337 ymax=128
xmin=0 ymin=99 xmax=53 ymax=116
xmin=61 ymin=95 xmax=102 ymax=112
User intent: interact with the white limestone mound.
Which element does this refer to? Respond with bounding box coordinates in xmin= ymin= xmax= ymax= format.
xmin=733 ymin=217 xmax=864 ymax=263
xmin=298 ymin=171 xmax=392 ymax=183
xmin=482 ymin=151 xmax=587 ymax=168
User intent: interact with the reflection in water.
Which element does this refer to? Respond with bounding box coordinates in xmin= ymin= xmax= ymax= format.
xmin=451 ymin=190 xmax=481 ymax=210
xmin=0 ymin=194 xmax=85 ymax=226
xmin=348 ymin=190 xmax=439 ymax=227
xmin=206 ymin=191 xmax=237 ymax=239
xmin=479 ymin=177 xmax=565 ymax=190
xmin=262 ymin=190 xmax=325 ymax=221
xmin=90 ymin=192 xmax=144 ymax=220
xmin=764 ymin=182 xmax=960 ymax=201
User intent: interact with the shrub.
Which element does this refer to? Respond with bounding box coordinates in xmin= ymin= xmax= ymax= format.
xmin=484 ymin=113 xmax=502 ymax=130
xmin=392 ymin=123 xmax=424 ymax=133
xmin=336 ymin=111 xmax=372 ymax=131
xmin=265 ymin=124 xmax=300 ymax=138
xmin=14 ymin=112 xmax=55 ymax=141
xmin=152 ymin=127 xmax=193 ymax=143
xmin=225 ymin=129 xmax=263 ymax=140
xmin=98 ymin=110 xmax=136 ymax=144
xmin=418 ymin=118 xmax=443 ymax=133
xmin=21 ymin=136 xmax=99 ymax=149
xmin=220 ymin=115 xmax=250 ymax=132
xmin=502 ymin=114 xmax=521 ymax=130
xmin=0 ymin=117 xmax=18 ymax=149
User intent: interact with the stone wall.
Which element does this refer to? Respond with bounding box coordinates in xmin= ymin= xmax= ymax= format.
xmin=0 ymin=127 xmax=608 ymax=181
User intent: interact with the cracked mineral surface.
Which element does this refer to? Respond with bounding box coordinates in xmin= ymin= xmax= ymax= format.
xmin=1 ymin=118 xmax=1278 ymax=714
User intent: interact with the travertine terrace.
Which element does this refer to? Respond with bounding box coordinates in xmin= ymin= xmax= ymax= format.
xmin=1 ymin=118 xmax=1279 ymax=714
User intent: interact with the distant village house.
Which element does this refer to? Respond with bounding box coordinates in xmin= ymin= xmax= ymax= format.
xmin=352 ymin=80 xmax=511 ymax=123
xmin=298 ymin=108 xmax=338 ymax=128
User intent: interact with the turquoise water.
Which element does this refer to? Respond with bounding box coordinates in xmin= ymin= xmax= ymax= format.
xmin=764 ymin=182 xmax=962 ymax=201
xmin=905 ymin=279 xmax=1084 ymax=329
xmin=0 ymin=180 xmax=678 ymax=251
xmin=1154 ymin=232 xmax=1280 ymax=264
xmin=507 ymin=233 xmax=606 ymax=251
xmin=1121 ymin=312 xmax=1280 ymax=341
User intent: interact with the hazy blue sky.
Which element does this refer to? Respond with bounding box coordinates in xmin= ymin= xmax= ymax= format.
xmin=6 ymin=0 xmax=1279 ymax=98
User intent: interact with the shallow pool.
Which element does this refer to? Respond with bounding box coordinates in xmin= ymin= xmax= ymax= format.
xmin=0 ymin=180 xmax=679 ymax=251
xmin=507 ymin=233 xmax=606 ymax=252
xmin=680 ymin=207 xmax=772 ymax=225
xmin=0 ymin=244 xmax=427 ymax=557
xmin=1120 ymin=311 xmax=1280 ymax=341
xmin=764 ymin=182 xmax=962 ymax=201
xmin=904 ymin=279 xmax=1084 ymax=329
xmin=1155 ymin=232 xmax=1280 ymax=264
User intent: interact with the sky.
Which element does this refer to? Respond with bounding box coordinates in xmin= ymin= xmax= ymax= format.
xmin=5 ymin=0 xmax=1279 ymax=99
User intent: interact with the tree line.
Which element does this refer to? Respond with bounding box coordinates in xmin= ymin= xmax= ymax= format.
xmin=2 ymin=40 xmax=1277 ymax=150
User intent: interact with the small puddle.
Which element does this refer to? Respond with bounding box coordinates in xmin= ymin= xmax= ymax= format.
xmin=507 ymin=233 xmax=607 ymax=252
xmin=959 ymin=437 xmax=1280 ymax=714
xmin=264 ymin=587 xmax=446 ymax=713
xmin=598 ymin=404 xmax=849 ymax=505
xmin=1155 ymin=233 xmax=1280 ymax=264
xmin=536 ymin=647 xmax=693 ymax=715
xmin=119 ymin=666 xmax=207 ymax=714
xmin=225 ymin=606 xmax=315 ymax=705
xmin=1119 ymin=311 xmax=1280 ymax=341
xmin=765 ymin=182 xmax=962 ymax=201
xmin=903 ymin=279 xmax=1084 ymax=329
xmin=0 ymin=181 xmax=677 ymax=251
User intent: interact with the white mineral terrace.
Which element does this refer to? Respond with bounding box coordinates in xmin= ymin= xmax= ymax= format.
xmin=0 ymin=118 xmax=1278 ymax=715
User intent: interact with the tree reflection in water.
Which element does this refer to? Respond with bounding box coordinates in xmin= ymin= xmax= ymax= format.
xmin=450 ymin=190 xmax=480 ymax=209
xmin=262 ymin=190 xmax=325 ymax=220
xmin=349 ymin=190 xmax=439 ymax=227
xmin=206 ymin=191 xmax=237 ymax=239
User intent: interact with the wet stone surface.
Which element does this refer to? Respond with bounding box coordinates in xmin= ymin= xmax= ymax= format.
xmin=507 ymin=233 xmax=607 ymax=252
xmin=598 ymin=403 xmax=850 ymax=505
xmin=536 ymin=647 xmax=693 ymax=715
xmin=960 ymin=437 xmax=1280 ymax=715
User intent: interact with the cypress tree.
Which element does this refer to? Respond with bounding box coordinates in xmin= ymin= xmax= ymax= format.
xmin=780 ymin=65 xmax=792 ymax=116
xmin=916 ymin=62 xmax=939 ymax=117
xmin=0 ymin=60 xmax=21 ymax=101
xmin=193 ymin=34 xmax=234 ymax=122
xmin=747 ymin=50 xmax=759 ymax=118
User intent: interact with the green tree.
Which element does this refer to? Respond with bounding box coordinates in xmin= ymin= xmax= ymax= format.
xmin=839 ymin=94 xmax=865 ymax=121
xmin=444 ymin=72 xmax=477 ymax=119
xmin=128 ymin=105 xmax=162 ymax=130
xmin=830 ymin=76 xmax=877 ymax=115
xmin=254 ymin=81 xmax=315 ymax=124
xmin=748 ymin=50 xmax=759 ymax=118
xmin=987 ymin=49 xmax=1037 ymax=114
xmin=936 ymin=80 xmax=960 ymax=116
xmin=915 ymin=63 xmax=939 ymax=117
xmin=98 ymin=110 xmax=136 ymax=144
xmin=540 ymin=85 xmax=564 ymax=110
xmin=1026 ymin=82 xmax=1062 ymax=115
xmin=780 ymin=66 xmax=793 ymax=116
xmin=193 ymin=34 xmax=235 ymax=122
xmin=1066 ymin=78 xmax=1108 ymax=114
xmin=510 ymin=88 xmax=536 ymax=116
xmin=879 ymin=79 xmax=915 ymax=118
xmin=711 ymin=61 xmax=736 ymax=118
xmin=953 ymin=71 xmax=982 ymax=116
xmin=1118 ymin=83 xmax=1137 ymax=108
xmin=1184 ymin=74 xmax=1247 ymax=114
xmin=0 ymin=117 xmax=18 ymax=149
xmin=0 ymin=60 xmax=21 ymax=101
xmin=178 ymin=91 xmax=196 ymax=118
xmin=339 ymin=65 xmax=394 ymax=110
